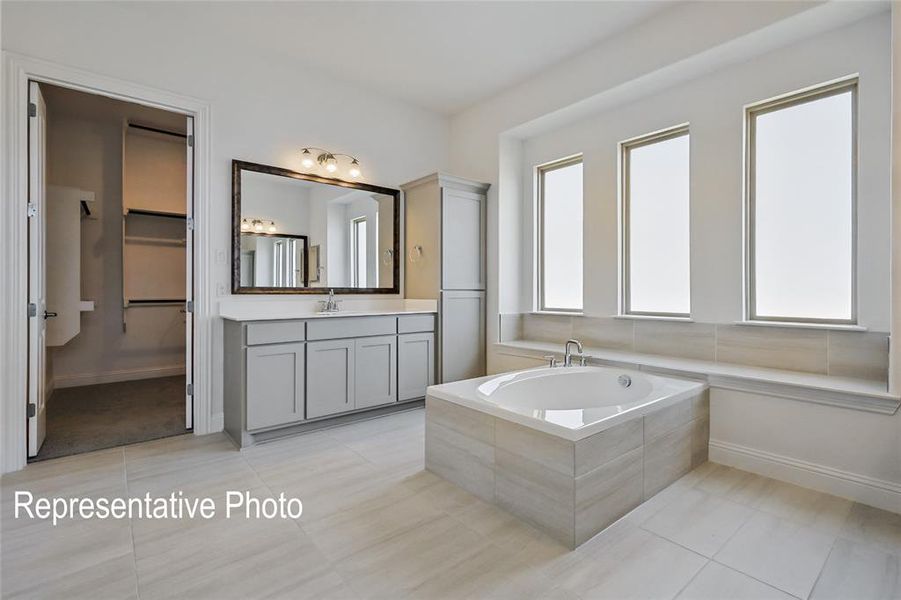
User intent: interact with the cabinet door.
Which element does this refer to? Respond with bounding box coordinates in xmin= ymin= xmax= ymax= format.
xmin=441 ymin=188 xmax=486 ymax=290
xmin=440 ymin=290 xmax=485 ymax=383
xmin=246 ymin=342 xmax=305 ymax=430
xmin=354 ymin=335 xmax=397 ymax=409
xmin=307 ymin=339 xmax=354 ymax=419
xmin=398 ymin=332 xmax=435 ymax=401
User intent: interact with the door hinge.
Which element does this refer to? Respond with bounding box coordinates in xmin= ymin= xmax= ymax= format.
xmin=186 ymin=383 xmax=194 ymax=396
xmin=27 ymin=403 xmax=36 ymax=418
xmin=27 ymin=303 xmax=37 ymax=317
xmin=187 ymin=134 xmax=194 ymax=148
xmin=27 ymin=203 xmax=37 ymax=218
xmin=28 ymin=103 xmax=37 ymax=118
xmin=185 ymin=300 xmax=194 ymax=313
xmin=186 ymin=217 xmax=195 ymax=231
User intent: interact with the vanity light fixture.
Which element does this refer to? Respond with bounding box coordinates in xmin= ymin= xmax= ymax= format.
xmin=300 ymin=147 xmax=363 ymax=179
xmin=243 ymin=218 xmax=278 ymax=234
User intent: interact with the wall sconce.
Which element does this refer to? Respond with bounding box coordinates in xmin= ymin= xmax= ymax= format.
xmin=382 ymin=248 xmax=394 ymax=266
xmin=409 ymin=245 xmax=423 ymax=264
xmin=300 ymin=147 xmax=363 ymax=179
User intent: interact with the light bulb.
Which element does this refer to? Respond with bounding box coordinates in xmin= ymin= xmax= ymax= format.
xmin=349 ymin=160 xmax=361 ymax=178
xmin=253 ymin=220 xmax=263 ymax=232
xmin=268 ymin=221 xmax=277 ymax=233
xmin=325 ymin=156 xmax=338 ymax=173
xmin=301 ymin=149 xmax=314 ymax=169
xmin=240 ymin=219 xmax=250 ymax=231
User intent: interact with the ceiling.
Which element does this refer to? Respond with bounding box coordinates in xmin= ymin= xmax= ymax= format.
xmin=119 ymin=1 xmax=671 ymax=115
xmin=41 ymin=84 xmax=188 ymax=133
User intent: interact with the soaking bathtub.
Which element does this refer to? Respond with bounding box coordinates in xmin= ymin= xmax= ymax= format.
xmin=425 ymin=365 xmax=709 ymax=548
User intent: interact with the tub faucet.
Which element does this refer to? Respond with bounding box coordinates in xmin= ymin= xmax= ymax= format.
xmin=563 ymin=339 xmax=583 ymax=367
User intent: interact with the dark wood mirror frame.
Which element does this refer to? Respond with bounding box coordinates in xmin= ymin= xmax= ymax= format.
xmin=232 ymin=159 xmax=401 ymax=295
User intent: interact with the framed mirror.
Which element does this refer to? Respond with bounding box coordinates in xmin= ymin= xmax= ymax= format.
xmin=232 ymin=160 xmax=400 ymax=294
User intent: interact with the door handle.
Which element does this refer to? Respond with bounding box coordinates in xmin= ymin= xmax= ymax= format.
xmin=43 ymin=311 xmax=58 ymax=319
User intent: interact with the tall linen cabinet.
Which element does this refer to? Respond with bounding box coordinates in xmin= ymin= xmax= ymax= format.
xmin=401 ymin=173 xmax=489 ymax=383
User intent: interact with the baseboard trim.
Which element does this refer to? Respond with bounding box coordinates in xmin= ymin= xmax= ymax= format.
xmin=209 ymin=412 xmax=224 ymax=433
xmin=709 ymin=439 xmax=901 ymax=514
xmin=53 ymin=365 xmax=186 ymax=389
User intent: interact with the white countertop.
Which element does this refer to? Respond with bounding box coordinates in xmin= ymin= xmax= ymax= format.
xmin=218 ymin=298 xmax=438 ymax=321
xmin=496 ymin=339 xmax=900 ymax=414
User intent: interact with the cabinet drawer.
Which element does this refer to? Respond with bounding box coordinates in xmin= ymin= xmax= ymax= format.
xmin=397 ymin=314 xmax=436 ymax=334
xmin=306 ymin=316 xmax=396 ymax=340
xmin=246 ymin=321 xmax=305 ymax=346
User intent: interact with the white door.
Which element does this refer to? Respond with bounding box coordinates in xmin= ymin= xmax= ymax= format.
xmin=27 ymin=81 xmax=48 ymax=457
xmin=185 ymin=116 xmax=195 ymax=429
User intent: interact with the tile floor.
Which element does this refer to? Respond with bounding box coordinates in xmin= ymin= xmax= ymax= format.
xmin=1 ymin=407 xmax=899 ymax=599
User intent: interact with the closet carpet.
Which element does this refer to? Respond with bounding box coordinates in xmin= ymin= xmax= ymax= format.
xmin=33 ymin=375 xmax=188 ymax=461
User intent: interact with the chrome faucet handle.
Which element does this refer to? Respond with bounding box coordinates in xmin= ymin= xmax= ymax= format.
xmin=543 ymin=355 xmax=559 ymax=368
xmin=579 ymin=355 xmax=591 ymax=367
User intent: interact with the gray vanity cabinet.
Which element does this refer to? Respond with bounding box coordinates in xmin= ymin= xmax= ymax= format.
xmin=306 ymin=339 xmax=355 ymax=419
xmin=223 ymin=312 xmax=437 ymax=448
xmin=398 ymin=332 xmax=435 ymax=401
xmin=245 ymin=342 xmax=305 ymax=430
xmin=354 ymin=335 xmax=397 ymax=409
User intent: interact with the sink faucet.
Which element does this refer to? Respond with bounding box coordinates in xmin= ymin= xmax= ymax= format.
xmin=563 ymin=339 xmax=583 ymax=367
xmin=322 ymin=289 xmax=341 ymax=313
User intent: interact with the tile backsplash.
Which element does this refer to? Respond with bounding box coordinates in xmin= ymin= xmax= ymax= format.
xmin=507 ymin=313 xmax=889 ymax=383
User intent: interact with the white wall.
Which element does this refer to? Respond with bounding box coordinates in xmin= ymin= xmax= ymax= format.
xmin=520 ymin=14 xmax=891 ymax=329
xmin=2 ymin=1 xmax=449 ymax=422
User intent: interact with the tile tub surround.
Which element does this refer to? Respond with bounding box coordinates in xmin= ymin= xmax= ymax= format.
xmin=515 ymin=313 xmax=890 ymax=383
xmin=424 ymin=391 xmax=710 ymax=548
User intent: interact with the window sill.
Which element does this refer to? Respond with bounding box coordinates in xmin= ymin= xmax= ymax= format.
xmin=532 ymin=310 xmax=584 ymax=317
xmin=736 ymin=320 xmax=867 ymax=332
xmin=614 ymin=314 xmax=694 ymax=323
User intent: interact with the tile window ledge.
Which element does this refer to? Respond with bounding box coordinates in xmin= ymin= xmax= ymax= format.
xmin=614 ymin=314 xmax=694 ymax=323
xmin=494 ymin=340 xmax=899 ymax=416
xmin=531 ymin=310 xmax=584 ymax=317
xmin=737 ymin=320 xmax=867 ymax=332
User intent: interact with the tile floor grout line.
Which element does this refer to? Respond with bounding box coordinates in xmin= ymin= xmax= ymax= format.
xmin=804 ymin=534 xmax=840 ymax=600
xmin=121 ymin=446 xmax=143 ymax=600
xmin=708 ymin=557 xmax=805 ymax=600
xmin=669 ymin=556 xmax=711 ymax=600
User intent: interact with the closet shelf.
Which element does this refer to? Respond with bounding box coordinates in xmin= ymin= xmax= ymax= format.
xmin=124 ymin=208 xmax=187 ymax=219
xmin=124 ymin=299 xmax=186 ymax=308
xmin=124 ymin=235 xmax=187 ymax=245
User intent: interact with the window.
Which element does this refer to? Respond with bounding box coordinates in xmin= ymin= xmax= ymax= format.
xmin=351 ymin=217 xmax=367 ymax=287
xmin=747 ymin=80 xmax=856 ymax=323
xmin=537 ymin=156 xmax=583 ymax=312
xmin=621 ymin=126 xmax=691 ymax=317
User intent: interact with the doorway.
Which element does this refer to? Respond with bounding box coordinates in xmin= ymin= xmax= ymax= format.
xmin=27 ymin=82 xmax=195 ymax=461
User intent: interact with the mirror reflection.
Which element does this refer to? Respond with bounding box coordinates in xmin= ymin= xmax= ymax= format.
xmin=235 ymin=166 xmax=397 ymax=292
